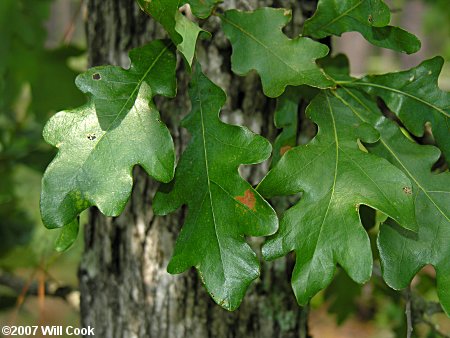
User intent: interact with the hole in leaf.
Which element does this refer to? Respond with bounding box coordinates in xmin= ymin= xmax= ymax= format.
xmin=92 ymin=73 xmax=101 ymax=80
xmin=87 ymin=133 xmax=96 ymax=141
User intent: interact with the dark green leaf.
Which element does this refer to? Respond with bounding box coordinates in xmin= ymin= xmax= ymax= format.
xmin=331 ymin=87 xmax=450 ymax=315
xmin=257 ymin=91 xmax=416 ymax=305
xmin=374 ymin=128 xmax=450 ymax=315
xmin=55 ymin=219 xmax=79 ymax=252
xmin=153 ymin=64 xmax=278 ymax=311
xmin=137 ymin=0 xmax=181 ymax=43
xmin=220 ymin=7 xmax=333 ymax=98
xmin=136 ymin=0 xmax=206 ymax=65
xmin=325 ymin=269 xmax=362 ymax=324
xmin=354 ymin=57 xmax=450 ymax=162
xmin=272 ymin=88 xmax=301 ymax=166
xmin=40 ymin=41 xmax=176 ymax=229
xmin=184 ymin=0 xmax=221 ymax=19
xmin=303 ymin=0 xmax=421 ymax=54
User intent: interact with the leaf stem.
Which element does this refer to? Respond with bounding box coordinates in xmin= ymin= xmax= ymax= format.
xmin=406 ymin=286 xmax=413 ymax=338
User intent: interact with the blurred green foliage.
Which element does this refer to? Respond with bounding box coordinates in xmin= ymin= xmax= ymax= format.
xmin=422 ymin=0 xmax=450 ymax=60
xmin=0 ymin=0 xmax=85 ymax=320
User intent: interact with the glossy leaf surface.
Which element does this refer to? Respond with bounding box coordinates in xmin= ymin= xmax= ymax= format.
xmin=332 ymin=87 xmax=450 ymax=315
xmin=55 ymin=219 xmax=79 ymax=252
xmin=221 ymin=7 xmax=333 ymax=97
xmin=41 ymin=41 xmax=176 ymax=229
xmin=356 ymin=57 xmax=450 ymax=162
xmin=153 ymin=65 xmax=278 ymax=311
xmin=258 ymin=91 xmax=416 ymax=305
xmin=303 ymin=0 xmax=421 ymax=54
xmin=376 ymin=132 xmax=450 ymax=315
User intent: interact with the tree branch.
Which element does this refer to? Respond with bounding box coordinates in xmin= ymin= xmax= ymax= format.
xmin=0 ymin=272 xmax=79 ymax=310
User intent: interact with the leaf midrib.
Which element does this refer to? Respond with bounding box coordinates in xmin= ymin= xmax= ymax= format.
xmin=220 ymin=14 xmax=301 ymax=76
xmin=334 ymin=88 xmax=450 ymax=223
xmin=196 ymin=84 xmax=228 ymax=287
xmin=307 ymin=0 xmax=364 ymax=33
xmin=306 ymin=94 xmax=339 ymax=284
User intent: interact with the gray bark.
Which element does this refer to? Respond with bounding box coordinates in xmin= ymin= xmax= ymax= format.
xmin=79 ymin=1 xmax=317 ymax=337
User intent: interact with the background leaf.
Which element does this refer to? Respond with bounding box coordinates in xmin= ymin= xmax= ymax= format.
xmin=356 ymin=57 xmax=450 ymax=163
xmin=271 ymin=87 xmax=301 ymax=166
xmin=331 ymin=86 xmax=450 ymax=315
xmin=221 ymin=7 xmax=333 ymax=98
xmin=153 ymin=64 xmax=278 ymax=311
xmin=374 ymin=123 xmax=450 ymax=315
xmin=303 ymin=0 xmax=421 ymax=54
xmin=258 ymin=91 xmax=417 ymax=305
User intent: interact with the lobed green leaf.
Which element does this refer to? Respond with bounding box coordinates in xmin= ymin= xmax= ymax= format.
xmin=40 ymin=40 xmax=176 ymax=229
xmin=356 ymin=57 xmax=450 ymax=162
xmin=136 ymin=0 xmax=207 ymax=65
xmin=332 ymin=86 xmax=450 ymax=316
xmin=258 ymin=91 xmax=417 ymax=305
xmin=221 ymin=7 xmax=333 ymax=98
xmin=153 ymin=64 xmax=278 ymax=311
xmin=303 ymin=0 xmax=421 ymax=54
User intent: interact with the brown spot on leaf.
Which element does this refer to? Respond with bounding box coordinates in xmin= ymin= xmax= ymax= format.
xmin=368 ymin=15 xmax=373 ymax=23
xmin=403 ymin=187 xmax=412 ymax=195
xmin=235 ymin=189 xmax=256 ymax=210
xmin=92 ymin=73 xmax=101 ymax=80
xmin=280 ymin=145 xmax=292 ymax=156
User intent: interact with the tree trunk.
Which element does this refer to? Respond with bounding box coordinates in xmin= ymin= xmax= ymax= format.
xmin=79 ymin=1 xmax=317 ymax=337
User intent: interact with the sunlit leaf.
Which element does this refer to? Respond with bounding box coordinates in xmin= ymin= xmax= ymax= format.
xmin=40 ymin=41 xmax=176 ymax=229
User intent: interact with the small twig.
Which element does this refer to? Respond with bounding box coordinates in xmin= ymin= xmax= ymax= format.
xmin=0 ymin=271 xmax=79 ymax=310
xmin=61 ymin=0 xmax=84 ymax=45
xmin=7 ymin=269 xmax=37 ymax=326
xmin=405 ymin=286 xmax=413 ymax=338
xmin=422 ymin=317 xmax=450 ymax=338
xmin=299 ymin=303 xmax=312 ymax=338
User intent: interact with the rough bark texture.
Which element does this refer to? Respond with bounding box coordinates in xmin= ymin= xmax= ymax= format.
xmin=79 ymin=1 xmax=317 ymax=337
